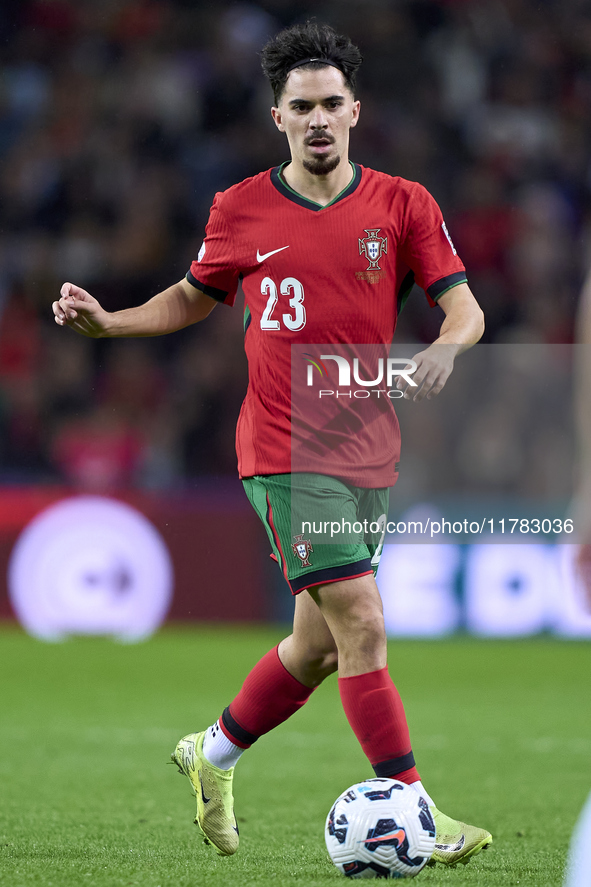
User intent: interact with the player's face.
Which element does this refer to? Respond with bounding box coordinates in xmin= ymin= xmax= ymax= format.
xmin=271 ymin=67 xmax=360 ymax=176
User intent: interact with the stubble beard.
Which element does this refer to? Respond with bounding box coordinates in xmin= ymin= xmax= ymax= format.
xmin=302 ymin=153 xmax=342 ymax=176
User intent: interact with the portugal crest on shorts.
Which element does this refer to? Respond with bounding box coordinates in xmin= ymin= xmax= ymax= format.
xmin=359 ymin=229 xmax=388 ymax=271
xmin=292 ymin=534 xmax=313 ymax=567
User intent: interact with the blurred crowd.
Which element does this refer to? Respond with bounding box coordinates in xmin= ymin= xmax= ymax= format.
xmin=0 ymin=0 xmax=587 ymax=491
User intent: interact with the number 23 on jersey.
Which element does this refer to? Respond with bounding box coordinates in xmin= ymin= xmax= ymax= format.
xmin=260 ymin=276 xmax=306 ymax=332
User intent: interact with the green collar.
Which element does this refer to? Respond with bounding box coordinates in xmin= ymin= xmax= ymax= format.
xmin=270 ymin=161 xmax=362 ymax=211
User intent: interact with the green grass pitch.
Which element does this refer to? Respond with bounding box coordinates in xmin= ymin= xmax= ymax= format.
xmin=0 ymin=624 xmax=589 ymax=887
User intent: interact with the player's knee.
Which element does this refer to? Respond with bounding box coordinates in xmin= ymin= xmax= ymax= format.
xmin=302 ymin=646 xmax=339 ymax=686
xmin=281 ymin=633 xmax=338 ymax=686
xmin=289 ymin=643 xmax=338 ymax=687
xmin=317 ymin=648 xmax=339 ymax=678
xmin=344 ymin=607 xmax=387 ymax=658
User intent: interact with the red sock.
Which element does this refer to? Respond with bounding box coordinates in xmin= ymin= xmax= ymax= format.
xmin=220 ymin=646 xmax=314 ymax=749
xmin=338 ymin=666 xmax=420 ymax=784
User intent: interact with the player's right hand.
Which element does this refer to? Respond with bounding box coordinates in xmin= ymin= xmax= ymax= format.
xmin=52 ymin=282 xmax=111 ymax=338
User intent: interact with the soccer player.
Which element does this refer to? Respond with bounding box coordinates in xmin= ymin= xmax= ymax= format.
xmin=53 ymin=22 xmax=491 ymax=867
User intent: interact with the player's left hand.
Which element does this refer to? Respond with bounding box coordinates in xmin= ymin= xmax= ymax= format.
xmin=396 ymin=344 xmax=457 ymax=402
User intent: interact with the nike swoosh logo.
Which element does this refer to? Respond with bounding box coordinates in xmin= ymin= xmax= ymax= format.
xmin=435 ymin=835 xmax=465 ymax=853
xmin=363 ymin=829 xmax=406 ymax=845
xmin=256 ymin=246 xmax=290 ymax=262
xmin=198 ymin=770 xmax=210 ymax=804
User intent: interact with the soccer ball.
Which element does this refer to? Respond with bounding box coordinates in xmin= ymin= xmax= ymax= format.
xmin=325 ymin=778 xmax=436 ymax=879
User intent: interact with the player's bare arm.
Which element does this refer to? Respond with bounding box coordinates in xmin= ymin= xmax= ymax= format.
xmin=398 ymin=282 xmax=485 ymax=401
xmin=52 ymin=277 xmax=217 ymax=338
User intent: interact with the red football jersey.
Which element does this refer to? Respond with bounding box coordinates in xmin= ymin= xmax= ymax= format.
xmin=187 ymin=163 xmax=467 ymax=486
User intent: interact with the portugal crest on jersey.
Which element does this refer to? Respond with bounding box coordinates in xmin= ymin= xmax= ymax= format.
xmin=359 ymin=229 xmax=388 ymax=270
xmin=292 ymin=534 xmax=313 ymax=567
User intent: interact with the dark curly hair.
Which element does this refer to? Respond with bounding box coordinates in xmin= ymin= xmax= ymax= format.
xmin=260 ymin=22 xmax=362 ymax=105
